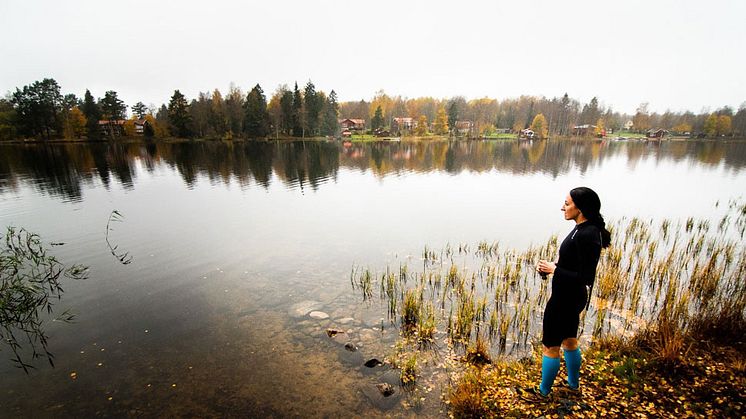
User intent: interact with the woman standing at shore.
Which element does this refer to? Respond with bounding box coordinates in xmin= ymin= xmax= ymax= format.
xmin=522 ymin=187 xmax=611 ymax=400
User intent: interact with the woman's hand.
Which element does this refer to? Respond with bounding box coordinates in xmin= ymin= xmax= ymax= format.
xmin=537 ymin=260 xmax=556 ymax=275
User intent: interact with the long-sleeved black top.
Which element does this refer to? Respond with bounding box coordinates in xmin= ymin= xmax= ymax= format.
xmin=552 ymin=221 xmax=603 ymax=298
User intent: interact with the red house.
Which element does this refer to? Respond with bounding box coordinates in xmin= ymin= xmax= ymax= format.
xmin=339 ymin=119 xmax=365 ymax=131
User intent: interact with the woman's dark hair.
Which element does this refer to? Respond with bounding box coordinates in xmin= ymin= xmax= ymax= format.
xmin=570 ymin=187 xmax=611 ymax=248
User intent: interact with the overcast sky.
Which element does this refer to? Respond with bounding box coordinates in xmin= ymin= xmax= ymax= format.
xmin=1 ymin=0 xmax=744 ymax=115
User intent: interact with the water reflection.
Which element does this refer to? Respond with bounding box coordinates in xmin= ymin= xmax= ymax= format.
xmin=1 ymin=139 xmax=744 ymax=201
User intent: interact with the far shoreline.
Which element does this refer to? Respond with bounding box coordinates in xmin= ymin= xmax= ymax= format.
xmin=2 ymin=135 xmax=745 ymax=145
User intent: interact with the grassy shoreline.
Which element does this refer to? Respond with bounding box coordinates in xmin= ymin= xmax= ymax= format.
xmin=450 ymin=335 xmax=744 ymax=418
xmin=351 ymin=203 xmax=746 ymax=417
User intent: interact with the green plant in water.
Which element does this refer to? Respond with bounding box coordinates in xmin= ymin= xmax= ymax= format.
xmin=402 ymin=288 xmax=421 ymax=334
xmin=417 ymin=301 xmax=436 ymax=347
xmin=351 ymin=266 xmax=374 ymax=301
xmin=0 ymin=227 xmax=88 ymax=372
xmin=401 ymin=353 xmax=418 ymax=386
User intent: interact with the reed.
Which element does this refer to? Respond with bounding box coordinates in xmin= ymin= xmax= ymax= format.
xmin=402 ymin=288 xmax=421 ymax=334
xmin=417 ymin=301 xmax=436 ymax=347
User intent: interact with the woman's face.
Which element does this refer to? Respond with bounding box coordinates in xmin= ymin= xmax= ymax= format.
xmin=562 ymin=194 xmax=582 ymax=221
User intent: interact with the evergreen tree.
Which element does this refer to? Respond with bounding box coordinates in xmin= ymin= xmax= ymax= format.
xmin=62 ymin=94 xmax=80 ymax=111
xmin=168 ymin=90 xmax=192 ymax=138
xmin=371 ymin=105 xmax=384 ymax=131
xmin=82 ymin=89 xmax=101 ymax=139
xmin=280 ymin=89 xmax=294 ymax=135
xmin=292 ymin=82 xmax=303 ymax=137
xmin=99 ymin=91 xmax=126 ymax=120
xmin=303 ymin=81 xmax=322 ymax=136
xmin=132 ymin=102 xmax=148 ymax=119
xmin=11 ymin=78 xmax=63 ymax=140
xmin=244 ymin=84 xmax=269 ymax=138
xmin=580 ymin=97 xmax=600 ymax=125
xmin=321 ymin=90 xmax=340 ymax=136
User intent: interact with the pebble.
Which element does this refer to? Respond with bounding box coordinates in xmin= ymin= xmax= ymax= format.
xmin=344 ymin=342 xmax=358 ymax=352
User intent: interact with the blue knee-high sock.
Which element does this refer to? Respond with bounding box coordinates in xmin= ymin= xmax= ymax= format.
xmin=540 ymin=355 xmax=560 ymax=395
xmin=564 ymin=348 xmax=582 ymax=389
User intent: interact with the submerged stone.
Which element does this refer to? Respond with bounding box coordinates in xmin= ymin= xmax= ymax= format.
xmin=309 ymin=311 xmax=329 ymax=319
xmin=361 ymin=381 xmax=400 ymax=410
xmin=288 ymin=300 xmax=323 ymax=318
xmin=376 ymin=383 xmax=395 ymax=397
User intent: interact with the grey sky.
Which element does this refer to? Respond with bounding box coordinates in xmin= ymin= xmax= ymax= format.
xmin=2 ymin=0 xmax=744 ymax=114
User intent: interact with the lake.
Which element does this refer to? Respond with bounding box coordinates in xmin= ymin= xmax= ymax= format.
xmin=1 ymin=139 xmax=744 ymax=417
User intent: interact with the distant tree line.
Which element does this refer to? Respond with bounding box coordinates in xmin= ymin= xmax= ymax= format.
xmin=339 ymin=92 xmax=746 ymax=138
xmin=0 ymin=78 xmax=340 ymax=141
xmin=1 ymin=77 xmax=744 ymax=141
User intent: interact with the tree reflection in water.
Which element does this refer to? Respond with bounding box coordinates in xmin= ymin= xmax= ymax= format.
xmin=0 ymin=139 xmax=744 ymax=201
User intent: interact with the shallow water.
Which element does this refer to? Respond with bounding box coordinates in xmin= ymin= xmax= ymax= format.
xmin=1 ymin=139 xmax=744 ymax=417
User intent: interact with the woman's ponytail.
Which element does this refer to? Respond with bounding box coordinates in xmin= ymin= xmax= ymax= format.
xmin=589 ymin=213 xmax=612 ymax=248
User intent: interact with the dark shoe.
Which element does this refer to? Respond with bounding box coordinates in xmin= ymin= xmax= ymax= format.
xmin=517 ymin=386 xmax=552 ymax=402
xmin=556 ymin=381 xmax=581 ymax=395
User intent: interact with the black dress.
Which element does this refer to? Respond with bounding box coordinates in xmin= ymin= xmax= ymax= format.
xmin=541 ymin=221 xmax=602 ymax=347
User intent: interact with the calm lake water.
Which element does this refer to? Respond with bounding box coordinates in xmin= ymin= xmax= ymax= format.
xmin=1 ymin=139 xmax=745 ymax=417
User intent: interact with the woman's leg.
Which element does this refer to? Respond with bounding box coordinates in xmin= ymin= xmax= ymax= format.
xmin=540 ymin=345 xmax=561 ymax=395
xmin=562 ymin=338 xmax=581 ymax=389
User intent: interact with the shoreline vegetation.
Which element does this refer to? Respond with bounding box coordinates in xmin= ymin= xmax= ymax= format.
xmin=3 ymin=133 xmax=744 ymax=145
xmin=2 ymin=77 xmax=744 ymax=144
xmin=351 ymin=203 xmax=746 ymax=417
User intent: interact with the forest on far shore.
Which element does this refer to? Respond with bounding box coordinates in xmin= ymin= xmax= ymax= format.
xmin=1 ymin=78 xmax=744 ymax=141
